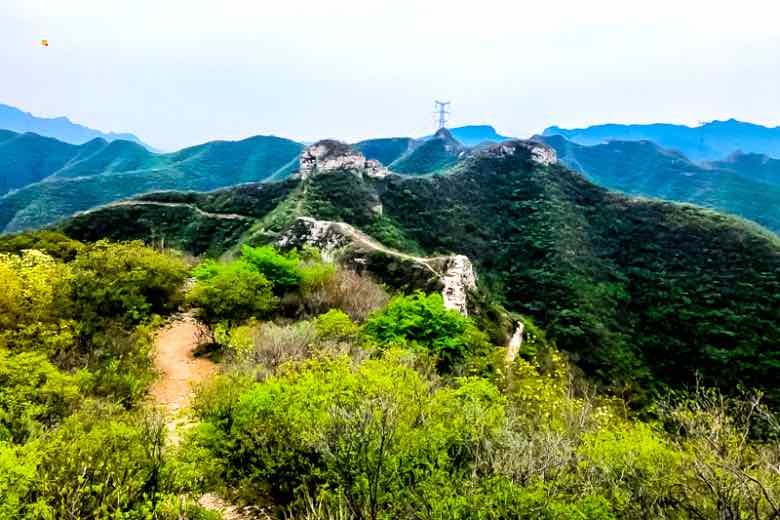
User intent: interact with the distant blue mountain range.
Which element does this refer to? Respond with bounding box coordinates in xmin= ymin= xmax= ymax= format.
xmin=0 ymin=103 xmax=154 ymax=150
xmin=543 ymin=119 xmax=780 ymax=161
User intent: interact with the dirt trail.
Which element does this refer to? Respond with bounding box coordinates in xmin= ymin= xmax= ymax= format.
xmin=149 ymin=317 xmax=263 ymax=518
xmin=149 ymin=314 xmax=216 ymax=416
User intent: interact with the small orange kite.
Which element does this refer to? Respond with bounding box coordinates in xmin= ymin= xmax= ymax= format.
xmin=40 ymin=40 xmax=48 ymax=47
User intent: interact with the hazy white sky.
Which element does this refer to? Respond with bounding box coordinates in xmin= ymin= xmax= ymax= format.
xmin=2 ymin=0 xmax=779 ymax=150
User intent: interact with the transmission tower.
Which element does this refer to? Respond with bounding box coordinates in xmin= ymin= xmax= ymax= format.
xmin=434 ymin=100 xmax=451 ymax=130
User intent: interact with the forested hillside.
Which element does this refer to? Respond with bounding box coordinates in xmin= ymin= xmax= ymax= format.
xmin=2 ymin=224 xmax=778 ymax=518
xmin=0 ymin=132 xmax=302 ymax=233
xmin=62 ymin=140 xmax=780 ymax=405
xmin=539 ymin=134 xmax=780 ymax=233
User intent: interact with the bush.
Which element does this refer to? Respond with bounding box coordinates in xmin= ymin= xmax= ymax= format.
xmin=66 ymin=240 xmax=189 ymax=327
xmin=293 ymin=267 xmax=389 ymax=321
xmin=363 ymin=292 xmax=493 ymax=372
xmin=240 ymin=244 xmax=303 ymax=293
xmin=189 ymin=354 xmax=507 ymax=517
xmin=187 ymin=261 xmax=277 ymax=328
xmin=13 ymin=403 xmax=173 ymax=519
xmin=0 ymin=350 xmax=84 ymax=443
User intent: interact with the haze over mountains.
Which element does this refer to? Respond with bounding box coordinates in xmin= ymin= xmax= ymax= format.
xmin=543 ymin=119 xmax=780 ymax=161
xmin=539 ymin=134 xmax=780 ymax=232
xmin=0 ymin=103 xmax=153 ymax=150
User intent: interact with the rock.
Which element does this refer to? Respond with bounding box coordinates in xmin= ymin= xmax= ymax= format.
xmin=479 ymin=139 xmax=557 ymax=166
xmin=505 ymin=322 xmax=525 ymax=364
xmin=298 ymin=139 xmax=387 ymax=179
xmin=440 ymin=255 xmax=477 ymax=316
xmin=276 ymin=217 xmax=353 ymax=261
xmin=276 ymin=217 xmax=478 ymax=315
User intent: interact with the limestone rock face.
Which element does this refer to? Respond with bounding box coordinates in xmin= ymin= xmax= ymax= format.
xmin=440 ymin=255 xmax=477 ymax=316
xmin=276 ymin=216 xmax=478 ymax=316
xmin=298 ymin=140 xmax=387 ymax=179
xmin=276 ymin=217 xmax=353 ymax=261
xmin=480 ymin=140 xmax=557 ymax=166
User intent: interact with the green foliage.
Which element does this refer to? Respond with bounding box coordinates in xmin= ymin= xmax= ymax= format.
xmin=389 ymin=134 xmax=462 ymax=175
xmin=314 ymin=309 xmax=359 ymax=342
xmin=240 ymin=244 xmax=302 ymax=293
xmin=187 ymin=261 xmax=276 ymax=327
xmin=0 ymin=351 xmax=83 ymax=443
xmin=190 ymin=354 xmax=508 ymax=516
xmin=363 ymin=292 xmax=493 ymax=372
xmin=370 ymin=150 xmax=780 ymax=402
xmin=0 ymin=230 xmax=84 ymax=261
xmin=66 ymin=240 xmax=189 ymax=328
xmin=16 ymin=404 xmax=171 ymax=519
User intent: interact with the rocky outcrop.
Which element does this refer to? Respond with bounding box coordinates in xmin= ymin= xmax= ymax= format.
xmin=479 ymin=139 xmax=557 ymax=166
xmin=276 ymin=216 xmax=478 ymax=316
xmin=440 ymin=255 xmax=477 ymax=315
xmin=276 ymin=217 xmax=354 ymax=261
xmin=505 ymin=322 xmax=525 ymax=364
xmin=298 ymin=140 xmax=387 ymax=179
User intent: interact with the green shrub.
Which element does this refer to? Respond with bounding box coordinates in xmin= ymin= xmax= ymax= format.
xmin=362 ymin=292 xmax=493 ymax=372
xmin=66 ymin=240 xmax=189 ymax=327
xmin=240 ymin=244 xmax=302 ymax=293
xmin=190 ymin=354 xmax=507 ymax=516
xmin=17 ymin=403 xmax=171 ymax=519
xmin=0 ymin=350 xmax=84 ymax=443
xmin=187 ymin=261 xmax=277 ymax=328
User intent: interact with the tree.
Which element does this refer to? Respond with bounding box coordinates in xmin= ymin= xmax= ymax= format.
xmin=187 ymin=261 xmax=276 ymax=330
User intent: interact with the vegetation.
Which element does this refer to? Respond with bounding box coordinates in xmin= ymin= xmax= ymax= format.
xmin=60 ymin=144 xmax=780 ymax=405
xmin=0 ymin=132 xmax=302 ymax=232
xmin=388 ymin=131 xmax=463 ymax=175
xmin=0 ymin=233 xmax=224 ymax=517
xmin=187 ymin=319 xmax=780 ymax=520
xmin=354 ymin=137 xmax=413 ymax=166
xmin=542 ymin=134 xmax=780 ymax=232
xmin=0 ymin=226 xmax=777 ymax=518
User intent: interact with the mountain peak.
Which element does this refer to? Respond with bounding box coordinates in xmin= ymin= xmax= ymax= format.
xmin=434 ymin=127 xmax=454 ymax=140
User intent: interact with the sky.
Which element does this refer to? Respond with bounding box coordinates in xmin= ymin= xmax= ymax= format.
xmin=2 ymin=0 xmax=780 ymax=151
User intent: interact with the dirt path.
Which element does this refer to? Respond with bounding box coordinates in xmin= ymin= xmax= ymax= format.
xmin=149 ymin=316 xmax=264 ymax=518
xmin=149 ymin=314 xmax=216 ymax=416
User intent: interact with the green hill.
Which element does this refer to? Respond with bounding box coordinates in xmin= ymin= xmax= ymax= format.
xmin=708 ymin=150 xmax=780 ymax=186
xmin=354 ymin=137 xmax=414 ymax=165
xmin=388 ymin=128 xmax=465 ymax=175
xmin=0 ymin=132 xmax=303 ymax=232
xmin=0 ymin=132 xmax=80 ymax=194
xmin=60 ymin=140 xmax=780 ymax=403
xmin=539 ymin=134 xmax=780 ymax=233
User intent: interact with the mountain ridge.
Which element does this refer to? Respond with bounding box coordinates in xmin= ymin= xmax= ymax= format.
xmin=59 ymin=138 xmax=780 ymax=403
xmin=543 ymin=119 xmax=780 ymax=161
xmin=0 ymin=103 xmax=154 ymax=150
xmin=0 ymin=131 xmax=303 ymax=233
xmin=538 ymin=134 xmax=780 ymax=232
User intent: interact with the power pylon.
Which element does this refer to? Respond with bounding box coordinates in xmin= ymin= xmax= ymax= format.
xmin=434 ymin=100 xmax=451 ymax=130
